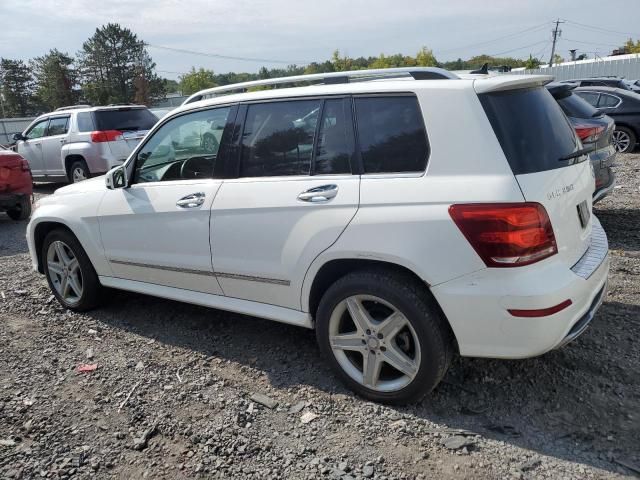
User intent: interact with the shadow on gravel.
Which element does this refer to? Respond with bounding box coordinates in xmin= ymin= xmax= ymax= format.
xmin=0 ymin=214 xmax=29 ymax=257
xmin=596 ymin=207 xmax=640 ymax=252
xmin=88 ymin=288 xmax=639 ymax=476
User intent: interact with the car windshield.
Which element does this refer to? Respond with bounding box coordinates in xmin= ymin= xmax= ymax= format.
xmin=94 ymin=108 xmax=157 ymax=131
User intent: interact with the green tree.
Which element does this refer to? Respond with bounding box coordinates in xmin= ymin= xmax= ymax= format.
xmin=0 ymin=58 xmax=35 ymax=116
xmin=524 ymin=54 xmax=541 ymax=70
xmin=624 ymin=38 xmax=640 ymax=53
xmin=552 ymin=53 xmax=565 ymax=65
xmin=162 ymin=78 xmax=180 ymax=94
xmin=180 ymin=67 xmax=217 ymax=95
xmin=31 ymin=49 xmax=77 ymax=111
xmin=415 ymin=47 xmax=438 ymax=67
xmin=78 ymin=23 xmax=163 ymax=105
xmin=331 ymin=50 xmax=354 ymax=72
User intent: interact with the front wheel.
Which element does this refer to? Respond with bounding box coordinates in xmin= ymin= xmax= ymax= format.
xmin=612 ymin=126 xmax=636 ymax=153
xmin=42 ymin=229 xmax=102 ymax=311
xmin=315 ymin=269 xmax=454 ymax=404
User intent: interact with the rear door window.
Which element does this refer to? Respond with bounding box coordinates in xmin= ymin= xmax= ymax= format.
xmin=576 ymin=92 xmax=600 ymax=107
xmin=557 ymin=93 xmax=601 ymax=119
xmin=240 ymin=100 xmax=321 ymax=177
xmin=354 ymin=96 xmax=429 ymax=174
xmin=47 ymin=116 xmax=69 ymax=136
xmin=313 ymin=98 xmax=354 ymax=175
xmin=94 ymin=108 xmax=157 ymax=132
xmin=479 ymin=87 xmax=579 ymax=175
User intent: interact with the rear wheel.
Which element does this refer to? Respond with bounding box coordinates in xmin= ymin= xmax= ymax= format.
xmin=6 ymin=196 xmax=31 ymax=221
xmin=612 ymin=126 xmax=636 ymax=153
xmin=69 ymin=160 xmax=90 ymax=183
xmin=42 ymin=229 xmax=102 ymax=311
xmin=315 ymin=269 xmax=453 ymax=404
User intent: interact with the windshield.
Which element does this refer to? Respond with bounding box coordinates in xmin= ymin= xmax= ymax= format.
xmin=94 ymin=108 xmax=157 ymax=131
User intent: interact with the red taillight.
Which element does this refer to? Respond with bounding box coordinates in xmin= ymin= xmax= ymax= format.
xmin=508 ymin=299 xmax=572 ymax=317
xmin=449 ymin=203 xmax=558 ymax=267
xmin=574 ymin=125 xmax=605 ymax=143
xmin=91 ymin=130 xmax=123 ymax=143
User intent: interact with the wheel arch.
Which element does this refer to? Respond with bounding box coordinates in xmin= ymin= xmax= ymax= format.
xmin=33 ymin=221 xmax=76 ymax=273
xmin=304 ymin=257 xmax=459 ymax=352
xmin=64 ymin=154 xmax=87 ymax=179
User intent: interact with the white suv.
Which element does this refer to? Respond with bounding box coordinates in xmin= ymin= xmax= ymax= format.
xmin=26 ymin=68 xmax=609 ymax=403
xmin=14 ymin=105 xmax=158 ymax=183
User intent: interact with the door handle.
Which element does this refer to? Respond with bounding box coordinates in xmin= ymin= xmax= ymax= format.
xmin=176 ymin=192 xmax=205 ymax=208
xmin=297 ymin=184 xmax=338 ymax=203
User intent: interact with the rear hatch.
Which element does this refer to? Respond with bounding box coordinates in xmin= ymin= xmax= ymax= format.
xmin=478 ymin=83 xmax=594 ymax=267
xmin=93 ymin=107 xmax=158 ymax=159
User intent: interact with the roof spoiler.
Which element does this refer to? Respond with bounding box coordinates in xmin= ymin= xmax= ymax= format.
xmin=473 ymin=75 xmax=554 ymax=94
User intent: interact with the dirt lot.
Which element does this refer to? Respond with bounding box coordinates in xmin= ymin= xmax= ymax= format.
xmin=0 ymin=155 xmax=638 ymax=480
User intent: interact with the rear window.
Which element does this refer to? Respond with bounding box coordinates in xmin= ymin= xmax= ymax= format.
xmin=556 ymin=93 xmax=601 ymax=119
xmin=94 ymin=108 xmax=157 ymax=132
xmin=479 ymin=87 xmax=579 ymax=175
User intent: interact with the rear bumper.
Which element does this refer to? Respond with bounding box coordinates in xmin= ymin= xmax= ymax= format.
xmin=0 ymin=192 xmax=29 ymax=210
xmin=593 ymin=168 xmax=616 ymax=203
xmin=431 ymin=217 xmax=609 ymax=359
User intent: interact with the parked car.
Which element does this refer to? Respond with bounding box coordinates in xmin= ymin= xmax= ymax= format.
xmin=26 ymin=67 xmax=609 ymax=404
xmin=574 ymin=86 xmax=640 ymax=153
xmin=546 ymin=82 xmax=615 ymax=203
xmin=13 ymin=105 xmax=158 ymax=183
xmin=0 ymin=145 xmax=32 ymax=220
xmin=623 ymin=79 xmax=640 ymax=93
xmin=562 ymin=77 xmax=632 ymax=90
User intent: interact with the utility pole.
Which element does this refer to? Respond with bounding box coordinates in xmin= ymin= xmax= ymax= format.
xmin=549 ymin=19 xmax=565 ymax=67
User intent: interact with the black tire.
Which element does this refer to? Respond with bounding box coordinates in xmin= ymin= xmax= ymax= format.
xmin=6 ymin=196 xmax=31 ymax=221
xmin=613 ymin=126 xmax=636 ymax=154
xmin=202 ymin=133 xmax=219 ymax=154
xmin=315 ymin=268 xmax=454 ymax=404
xmin=68 ymin=159 xmax=90 ymax=183
xmin=42 ymin=229 xmax=102 ymax=311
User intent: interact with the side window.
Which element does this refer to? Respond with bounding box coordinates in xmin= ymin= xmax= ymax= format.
xmin=47 ymin=117 xmax=69 ymax=136
xmin=25 ymin=119 xmax=49 ymax=140
xmin=76 ymin=112 xmax=95 ymax=132
xmin=240 ymin=100 xmax=321 ymax=177
xmin=134 ymin=106 xmax=232 ymax=184
xmin=354 ymin=96 xmax=429 ymax=174
xmin=576 ymin=92 xmax=600 ymax=107
xmin=599 ymin=94 xmax=620 ymax=108
xmin=313 ymin=98 xmax=354 ymax=175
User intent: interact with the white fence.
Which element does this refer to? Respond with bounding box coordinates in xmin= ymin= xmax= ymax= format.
xmin=0 ymin=117 xmax=34 ymax=146
xmin=514 ymin=53 xmax=640 ymax=81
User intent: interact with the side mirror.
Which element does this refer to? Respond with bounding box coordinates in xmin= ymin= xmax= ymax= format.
xmin=12 ymin=133 xmax=24 ymax=142
xmin=105 ymin=166 xmax=128 ymax=190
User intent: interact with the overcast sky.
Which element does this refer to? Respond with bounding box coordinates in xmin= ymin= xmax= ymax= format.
xmin=1 ymin=0 xmax=639 ymax=79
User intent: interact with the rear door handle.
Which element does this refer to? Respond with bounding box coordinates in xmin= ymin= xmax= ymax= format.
xmin=297 ymin=184 xmax=338 ymax=203
xmin=176 ymin=192 xmax=205 ymax=208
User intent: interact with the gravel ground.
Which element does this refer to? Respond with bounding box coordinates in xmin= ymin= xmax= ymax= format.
xmin=0 ymin=155 xmax=638 ymax=480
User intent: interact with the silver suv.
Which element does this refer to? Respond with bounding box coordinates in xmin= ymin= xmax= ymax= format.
xmin=13 ymin=105 xmax=158 ymax=183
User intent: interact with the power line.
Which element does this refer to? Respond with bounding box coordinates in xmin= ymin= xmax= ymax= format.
xmin=562 ymin=37 xmax=623 ymax=48
xmin=562 ymin=19 xmax=639 ymax=38
xmin=438 ymin=21 xmax=551 ymax=54
xmin=489 ymin=40 xmax=548 ymax=57
xmin=145 ymin=43 xmax=310 ymax=65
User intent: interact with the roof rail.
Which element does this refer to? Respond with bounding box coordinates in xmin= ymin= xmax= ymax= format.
xmin=55 ymin=104 xmax=92 ymax=111
xmin=182 ymin=67 xmax=459 ymax=105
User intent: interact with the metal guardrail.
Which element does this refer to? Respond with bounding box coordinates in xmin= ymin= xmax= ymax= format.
xmin=0 ymin=117 xmax=34 ymax=147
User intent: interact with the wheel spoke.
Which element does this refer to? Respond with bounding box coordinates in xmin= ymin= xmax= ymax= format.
xmin=378 ymin=311 xmax=408 ymax=340
xmin=382 ymin=345 xmax=419 ymax=380
xmin=61 ymin=276 xmax=71 ymax=298
xmin=345 ymin=297 xmax=374 ymax=333
xmin=67 ymin=273 xmax=82 ymax=298
xmin=362 ymin=350 xmax=382 ymax=388
xmin=54 ymin=242 xmax=71 ymax=265
xmin=47 ymin=261 xmax=64 ymax=276
xmin=67 ymin=258 xmax=79 ymax=274
xmin=330 ymin=333 xmax=365 ymax=352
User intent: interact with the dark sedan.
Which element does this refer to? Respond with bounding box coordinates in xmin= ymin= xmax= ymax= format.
xmin=562 ymin=77 xmax=632 ymax=90
xmin=547 ymin=82 xmax=616 ymax=203
xmin=574 ymin=86 xmax=640 ymax=153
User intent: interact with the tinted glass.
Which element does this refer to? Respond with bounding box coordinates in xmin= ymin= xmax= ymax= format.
xmin=314 ymin=99 xmax=353 ymax=175
xmin=26 ymin=119 xmax=48 ymax=139
xmin=354 ymin=96 xmax=428 ymax=173
xmin=47 ymin=117 xmax=69 ymax=136
xmin=557 ymin=93 xmax=601 ymax=119
xmin=77 ymin=112 xmax=95 ymax=132
xmin=94 ymin=108 xmax=157 ymax=131
xmin=576 ymin=91 xmax=600 ymax=107
xmin=134 ymin=107 xmax=232 ymax=183
xmin=479 ymin=87 xmax=579 ymax=175
xmin=241 ymin=100 xmax=320 ymax=177
xmin=582 ymin=81 xmax=606 ymax=87
xmin=599 ymin=94 xmax=620 ymax=108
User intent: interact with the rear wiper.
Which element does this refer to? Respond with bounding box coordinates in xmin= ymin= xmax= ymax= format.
xmin=559 ymin=146 xmax=596 ymax=161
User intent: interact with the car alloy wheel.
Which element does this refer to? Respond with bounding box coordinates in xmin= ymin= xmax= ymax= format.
xmin=328 ymin=294 xmax=421 ymax=392
xmin=72 ymin=166 xmax=87 ymax=182
xmin=46 ymin=240 xmax=83 ymax=305
xmin=612 ymin=129 xmax=631 ymax=153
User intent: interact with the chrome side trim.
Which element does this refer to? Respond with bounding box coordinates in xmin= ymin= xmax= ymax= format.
xmin=215 ymin=271 xmax=291 ymax=286
xmin=109 ymin=259 xmax=215 ymax=277
xmin=571 ymin=216 xmax=609 ymax=280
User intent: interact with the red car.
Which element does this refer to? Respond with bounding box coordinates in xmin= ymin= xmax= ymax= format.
xmin=0 ymin=145 xmax=32 ymax=220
